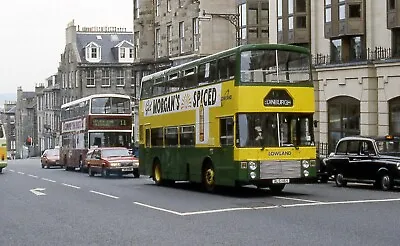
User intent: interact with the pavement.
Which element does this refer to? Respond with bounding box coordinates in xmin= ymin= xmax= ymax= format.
xmin=1 ymin=159 xmax=400 ymax=246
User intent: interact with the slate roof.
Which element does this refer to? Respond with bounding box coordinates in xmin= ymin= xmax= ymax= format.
xmin=76 ymin=32 xmax=134 ymax=63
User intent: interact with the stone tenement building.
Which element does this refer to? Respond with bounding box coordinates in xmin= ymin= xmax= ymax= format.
xmin=15 ymin=87 xmax=37 ymax=158
xmin=35 ymin=74 xmax=61 ymax=153
xmin=268 ymin=0 xmax=400 ymax=152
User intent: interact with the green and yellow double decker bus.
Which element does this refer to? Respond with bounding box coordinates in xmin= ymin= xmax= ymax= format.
xmin=0 ymin=122 xmax=7 ymax=173
xmin=139 ymin=43 xmax=316 ymax=192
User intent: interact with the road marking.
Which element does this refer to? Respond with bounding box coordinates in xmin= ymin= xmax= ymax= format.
xmin=17 ymin=172 xmax=25 ymax=175
xmin=134 ymin=202 xmax=184 ymax=216
xmin=9 ymin=169 xmax=15 ymax=172
xmin=134 ymin=198 xmax=400 ymax=216
xmin=30 ymin=188 xmax=46 ymax=196
xmin=62 ymin=183 xmax=81 ymax=189
xmin=90 ymin=190 xmax=119 ymax=199
xmin=27 ymin=174 xmax=39 ymax=178
xmin=274 ymin=196 xmax=320 ymax=203
xmin=41 ymin=178 xmax=56 ymax=183
xmin=181 ymin=207 xmax=254 ymax=216
xmin=280 ymin=198 xmax=400 ymax=208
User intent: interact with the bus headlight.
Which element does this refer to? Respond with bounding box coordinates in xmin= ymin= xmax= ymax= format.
xmin=250 ymin=172 xmax=256 ymax=179
xmin=249 ymin=161 xmax=257 ymax=171
xmin=302 ymin=160 xmax=310 ymax=169
xmin=303 ymin=170 xmax=309 ymax=177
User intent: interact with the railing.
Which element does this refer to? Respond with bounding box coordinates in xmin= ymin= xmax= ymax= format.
xmin=316 ymin=142 xmax=330 ymax=158
xmin=313 ymin=47 xmax=400 ymax=66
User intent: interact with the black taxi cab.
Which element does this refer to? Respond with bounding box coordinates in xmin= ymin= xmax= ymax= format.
xmin=325 ymin=135 xmax=400 ymax=191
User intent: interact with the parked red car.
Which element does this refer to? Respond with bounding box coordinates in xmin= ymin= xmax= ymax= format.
xmin=85 ymin=147 xmax=139 ymax=178
xmin=41 ymin=148 xmax=61 ymax=169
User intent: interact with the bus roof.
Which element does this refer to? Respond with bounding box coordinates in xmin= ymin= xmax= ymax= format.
xmin=61 ymin=94 xmax=131 ymax=109
xmin=141 ymin=43 xmax=310 ymax=83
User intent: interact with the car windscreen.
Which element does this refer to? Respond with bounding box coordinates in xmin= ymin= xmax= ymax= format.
xmin=101 ymin=149 xmax=130 ymax=158
xmin=376 ymin=140 xmax=400 ymax=154
xmin=46 ymin=149 xmax=59 ymax=156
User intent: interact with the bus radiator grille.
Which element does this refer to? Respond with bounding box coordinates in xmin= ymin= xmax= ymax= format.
xmin=259 ymin=160 xmax=300 ymax=179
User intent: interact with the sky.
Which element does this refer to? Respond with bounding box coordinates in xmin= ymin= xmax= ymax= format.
xmin=0 ymin=0 xmax=133 ymax=94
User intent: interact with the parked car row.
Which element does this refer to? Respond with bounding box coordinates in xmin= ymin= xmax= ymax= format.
xmin=41 ymin=147 xmax=139 ymax=178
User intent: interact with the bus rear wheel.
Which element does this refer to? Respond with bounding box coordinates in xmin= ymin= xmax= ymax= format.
xmin=153 ymin=162 xmax=163 ymax=185
xmin=202 ymin=164 xmax=216 ymax=192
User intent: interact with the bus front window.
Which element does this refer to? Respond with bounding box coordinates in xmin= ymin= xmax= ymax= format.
xmin=237 ymin=113 xmax=314 ymax=148
xmin=89 ymin=132 xmax=131 ymax=148
xmin=240 ymin=50 xmax=310 ymax=84
xmin=91 ymin=97 xmax=131 ymax=114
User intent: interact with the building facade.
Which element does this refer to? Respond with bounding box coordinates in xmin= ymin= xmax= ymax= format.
xmin=59 ymin=20 xmax=143 ymax=142
xmin=0 ymin=101 xmax=16 ymax=158
xmin=15 ymin=87 xmax=37 ymax=158
xmin=270 ymin=0 xmax=400 ymax=152
xmin=35 ymin=74 xmax=61 ymax=153
xmin=132 ymin=0 xmax=270 ymax=141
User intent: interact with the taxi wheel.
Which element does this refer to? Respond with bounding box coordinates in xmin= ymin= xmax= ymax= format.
xmin=0 ymin=168 xmax=2 ymax=173
xmin=153 ymin=162 xmax=163 ymax=185
xmin=380 ymin=174 xmax=393 ymax=191
xmin=335 ymin=173 xmax=347 ymax=187
xmin=202 ymin=163 xmax=216 ymax=192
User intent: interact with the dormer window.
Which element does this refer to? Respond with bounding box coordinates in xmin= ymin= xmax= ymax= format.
xmin=120 ymin=48 xmax=126 ymax=58
xmin=85 ymin=42 xmax=101 ymax=62
xmin=115 ymin=40 xmax=135 ymax=63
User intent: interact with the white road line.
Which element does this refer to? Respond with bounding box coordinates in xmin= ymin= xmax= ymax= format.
xmin=62 ymin=183 xmax=81 ymax=189
xmin=27 ymin=174 xmax=39 ymax=178
xmin=9 ymin=169 xmax=15 ymax=172
xmin=280 ymin=198 xmax=400 ymax=208
xmin=134 ymin=202 xmax=184 ymax=216
xmin=90 ymin=190 xmax=119 ymax=199
xmin=17 ymin=172 xmax=25 ymax=175
xmin=274 ymin=196 xmax=320 ymax=203
xmin=41 ymin=178 xmax=56 ymax=183
xmin=181 ymin=207 xmax=254 ymax=216
xmin=134 ymin=198 xmax=400 ymax=217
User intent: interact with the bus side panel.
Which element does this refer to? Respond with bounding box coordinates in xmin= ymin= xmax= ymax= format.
xmin=0 ymin=146 xmax=7 ymax=169
xmin=213 ymin=147 xmax=236 ymax=186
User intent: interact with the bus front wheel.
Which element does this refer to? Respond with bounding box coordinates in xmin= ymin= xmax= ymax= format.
xmin=202 ymin=163 xmax=216 ymax=192
xmin=153 ymin=162 xmax=163 ymax=185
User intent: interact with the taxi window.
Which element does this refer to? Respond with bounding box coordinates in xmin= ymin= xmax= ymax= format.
xmin=336 ymin=141 xmax=347 ymax=154
xmin=361 ymin=141 xmax=375 ymax=155
xmin=347 ymin=141 xmax=360 ymax=154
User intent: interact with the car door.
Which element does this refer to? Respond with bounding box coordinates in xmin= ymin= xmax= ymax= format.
xmin=356 ymin=140 xmax=377 ymax=180
xmin=346 ymin=140 xmax=361 ymax=179
xmin=328 ymin=140 xmax=352 ymax=177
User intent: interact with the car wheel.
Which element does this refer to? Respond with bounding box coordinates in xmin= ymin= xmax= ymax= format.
xmin=0 ymin=168 xmax=2 ymax=173
xmin=335 ymin=173 xmax=347 ymax=187
xmin=133 ymin=169 xmax=140 ymax=178
xmin=380 ymin=174 xmax=393 ymax=191
xmin=41 ymin=163 xmax=44 ymax=169
xmin=269 ymin=184 xmax=286 ymax=194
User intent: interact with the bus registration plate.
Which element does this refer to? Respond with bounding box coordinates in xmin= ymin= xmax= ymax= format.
xmin=122 ymin=168 xmax=133 ymax=172
xmin=272 ymin=179 xmax=290 ymax=184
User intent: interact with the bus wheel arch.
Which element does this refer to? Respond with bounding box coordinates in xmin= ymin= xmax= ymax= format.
xmin=202 ymin=157 xmax=216 ymax=192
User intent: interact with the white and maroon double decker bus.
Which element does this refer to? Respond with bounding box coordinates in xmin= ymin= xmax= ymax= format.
xmin=60 ymin=94 xmax=132 ymax=171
